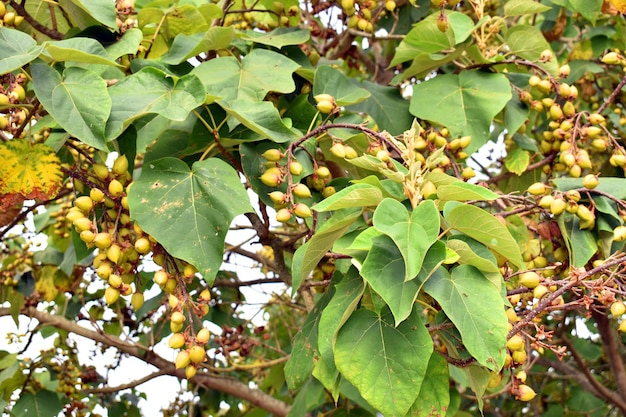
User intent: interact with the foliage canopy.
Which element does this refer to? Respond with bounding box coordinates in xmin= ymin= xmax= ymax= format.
xmin=2 ymin=0 xmax=626 ymax=416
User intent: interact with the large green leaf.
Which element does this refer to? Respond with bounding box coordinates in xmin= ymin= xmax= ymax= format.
xmin=11 ymin=390 xmax=63 ymax=417
xmin=106 ymin=68 xmax=206 ymax=140
xmin=553 ymin=177 xmax=626 ymax=199
xmin=191 ymin=49 xmax=300 ymax=103
xmin=127 ymin=157 xmax=253 ymax=283
xmin=159 ymin=27 xmax=235 ymax=65
xmin=362 ymin=239 xmax=446 ymax=325
xmin=313 ymin=183 xmax=383 ymax=212
xmin=373 ymin=199 xmax=440 ymax=280
xmin=437 ymin=182 xmax=499 ymax=202
xmin=31 ymin=61 xmax=111 ymax=150
xmin=391 ymin=12 xmax=455 ymax=66
xmin=444 ymin=203 xmax=524 ymax=269
xmin=0 ymin=27 xmax=43 ymax=75
xmin=292 ymin=209 xmax=363 ymax=292
xmin=313 ymin=66 xmax=371 ymax=106
xmin=240 ymin=28 xmax=311 ymax=49
xmin=410 ymin=71 xmax=512 ymax=153
xmin=348 ymin=81 xmax=412 ymax=135
xmin=446 ymin=238 xmax=500 ymax=274
xmin=106 ymin=28 xmax=143 ymax=59
xmin=67 ymin=0 xmax=117 ymax=27
xmin=334 ymin=307 xmax=433 ymax=417
xmin=505 ymin=25 xmax=557 ymax=75
xmin=44 ymin=38 xmax=121 ymax=66
xmin=408 ymin=353 xmax=450 ymax=416
xmin=504 ymin=0 xmax=551 ymax=16
xmin=424 ymin=265 xmax=507 ymax=370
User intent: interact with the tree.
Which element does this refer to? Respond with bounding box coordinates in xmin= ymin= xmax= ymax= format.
xmin=1 ymin=0 xmax=626 ymax=415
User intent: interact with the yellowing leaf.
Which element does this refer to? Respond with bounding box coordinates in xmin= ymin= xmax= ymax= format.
xmin=608 ymin=0 xmax=626 ymax=13
xmin=0 ymin=140 xmax=62 ymax=210
xmin=35 ymin=266 xmax=71 ymax=302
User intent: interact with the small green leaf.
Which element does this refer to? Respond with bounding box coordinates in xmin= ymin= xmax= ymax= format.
xmin=219 ymin=100 xmax=301 ymax=143
xmin=391 ymin=13 xmax=454 ymax=66
xmin=504 ymin=0 xmax=551 ymax=16
xmin=159 ymin=27 xmax=235 ymax=65
xmin=291 ymin=209 xmax=363 ymax=291
xmin=424 ymin=265 xmax=507 ymax=370
xmin=448 ymin=11 xmax=475 ymax=44
xmin=553 ymin=177 xmax=626 ymax=199
xmin=68 ymin=0 xmax=117 ymax=27
xmin=373 ymin=199 xmax=440 ymax=280
xmin=504 ymin=148 xmax=530 ymax=176
xmin=408 ymin=353 xmax=450 ymax=416
xmin=240 ymin=28 xmax=311 ymax=49
xmin=0 ymin=27 xmax=43 ymax=75
xmin=347 ymin=81 xmax=412 ymax=135
xmin=437 ymin=182 xmax=499 ymax=202
xmin=410 ymin=71 xmax=512 ymax=154
xmin=106 ymin=68 xmax=206 ymax=140
xmin=505 ymin=25 xmax=558 ymax=75
xmin=334 ymin=307 xmax=433 ymax=417
xmin=31 ymin=61 xmax=110 ymax=150
xmin=446 ymin=238 xmax=500 ymax=273
xmin=313 ymin=183 xmax=383 ymax=212
xmin=444 ymin=203 xmax=524 ymax=269
xmin=106 ymin=28 xmax=143 ymax=59
xmin=313 ymin=66 xmax=370 ymax=106
xmin=128 ymin=157 xmax=253 ymax=283
xmin=44 ymin=38 xmax=121 ymax=66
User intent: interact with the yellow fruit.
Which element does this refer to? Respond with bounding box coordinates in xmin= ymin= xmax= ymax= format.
xmin=385 ymin=0 xmax=396 ymax=11
xmin=316 ymin=100 xmax=335 ymax=114
xmin=533 ymin=284 xmax=549 ymax=299
xmin=512 ymin=349 xmax=527 ymax=364
xmin=260 ymin=169 xmax=282 ymax=187
xmin=602 ymin=51 xmax=621 ymax=65
xmin=199 ymin=289 xmax=212 ymax=301
xmin=108 ymin=274 xmax=123 ymax=288
xmin=90 ymin=188 xmax=105 ymax=203
xmin=185 ymin=365 xmax=197 ymax=379
xmin=105 ymin=287 xmax=120 ymax=305
xmin=79 ymin=230 xmax=95 ymax=243
xmin=112 ymin=155 xmax=129 ymax=176
xmin=93 ymin=164 xmax=110 ymax=180
xmin=588 ymin=113 xmax=605 ymax=125
xmin=154 ymin=270 xmax=169 ymax=285
xmin=517 ymin=384 xmax=536 ymax=401
xmin=189 ymin=345 xmax=206 ymax=363
xmin=610 ymin=301 xmax=626 ymax=316
xmin=262 ymin=149 xmax=282 ymax=162
xmin=107 ymin=244 xmax=122 ymax=264
xmin=269 ymin=191 xmax=286 ymax=205
xmin=519 ymin=271 xmax=540 ymax=289
xmin=196 ymin=328 xmax=211 ymax=344
xmin=168 ymin=333 xmax=186 ymax=349
xmin=168 ymin=294 xmax=179 ymax=309
xmin=314 ymin=93 xmax=334 ymax=103
xmin=294 ymin=203 xmax=312 ymax=218
xmin=171 ymin=321 xmax=183 ymax=333
xmin=134 ymin=237 xmax=151 ymax=254
xmin=74 ymin=196 xmax=93 ymax=212
xmin=527 ymin=182 xmax=546 ymax=196
xmin=582 ymin=174 xmax=599 ymax=189
xmin=619 ymin=320 xmax=626 ymax=332
xmin=316 ymin=166 xmax=331 ymax=179
xmin=330 ymin=143 xmax=347 ymax=158
xmin=292 ymin=183 xmax=312 ymax=199
xmin=73 ymin=217 xmax=92 ymax=232
xmin=3 ymin=12 xmax=15 ymax=26
xmin=487 ymin=372 xmax=502 ymax=389
xmin=550 ymin=198 xmax=566 ymax=216
xmin=290 ymin=161 xmax=304 ymax=176
xmin=183 ymin=263 xmax=197 ymax=278
xmin=175 ymin=350 xmax=191 ymax=369
xmin=538 ymin=195 xmax=554 ymax=209
xmin=506 ymin=334 xmax=525 ymax=351
xmin=344 ymin=145 xmax=358 ymax=159
xmin=171 ymin=311 xmax=186 ymax=324
xmin=108 ymin=179 xmax=124 ymax=198
xmin=436 ymin=13 xmax=448 ymax=32
xmin=516 ymin=370 xmax=527 ymax=383
xmin=506 ymin=307 xmax=520 ymax=322
xmin=131 ymin=292 xmax=144 ymax=310
xmin=576 ymin=205 xmax=594 ymax=223
xmin=322 ymin=186 xmax=336 ymax=198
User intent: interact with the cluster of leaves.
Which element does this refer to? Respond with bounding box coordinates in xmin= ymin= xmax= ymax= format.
xmin=1 ymin=0 xmax=626 ymax=416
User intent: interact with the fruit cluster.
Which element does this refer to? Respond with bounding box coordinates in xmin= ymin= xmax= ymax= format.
xmin=0 ymin=73 xmax=29 ymax=138
xmin=0 ymin=3 xmax=24 ymax=28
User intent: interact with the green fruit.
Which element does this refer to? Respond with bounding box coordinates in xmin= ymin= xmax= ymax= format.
xmin=289 ymin=161 xmax=304 ymax=176
xmin=527 ymin=182 xmax=546 ymax=196
xmin=262 ymin=149 xmax=282 ymax=162
xmin=330 ymin=143 xmax=347 ymax=158
xmin=169 ymin=333 xmax=186 ymax=349
xmin=131 ymin=292 xmax=144 ymax=310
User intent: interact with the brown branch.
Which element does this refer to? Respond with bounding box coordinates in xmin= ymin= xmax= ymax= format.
xmin=83 ymin=370 xmax=168 ymax=394
xmin=8 ymin=1 xmax=64 ymax=40
xmin=597 ymin=72 xmax=626 ymax=115
xmin=591 ymin=309 xmax=626 ymax=412
xmin=0 ymin=307 xmax=292 ymax=417
xmin=534 ymin=356 xmax=603 ymax=397
xmin=486 ymin=153 xmax=557 ymax=185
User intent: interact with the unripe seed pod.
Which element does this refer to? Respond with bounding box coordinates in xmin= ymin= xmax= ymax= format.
xmin=562 ymin=101 xmax=576 ymax=117
xmin=436 ymin=13 xmax=448 ymax=32
xmin=74 ymin=196 xmax=94 ymax=212
xmin=105 ymin=287 xmax=120 ymax=305
xmin=316 ymin=166 xmax=331 ymax=179
xmin=108 ymin=274 xmax=123 ymax=288
xmin=588 ymin=113 xmax=605 ymax=125
xmin=506 ymin=334 xmax=525 ymax=351
xmin=168 ymin=294 xmax=179 ymax=309
xmin=169 ymin=333 xmax=186 ymax=349
xmin=189 ymin=345 xmax=206 ymax=363
xmin=185 ymin=365 xmax=197 ymax=379
xmin=262 ymin=149 xmax=282 ymax=162
xmin=108 ymin=179 xmax=124 ymax=198
xmin=512 ymin=349 xmax=527 ymax=364
xmin=93 ymin=164 xmax=110 ymax=180
xmin=131 ymin=292 xmax=144 ymax=310
xmin=538 ymin=195 xmax=554 ymax=208
xmin=276 ymin=208 xmax=292 ymax=223
xmin=533 ymin=284 xmax=549 ymax=299
xmin=134 ymin=237 xmax=151 ymax=254
xmin=199 ymin=289 xmax=212 ymax=301
xmin=196 ymin=328 xmax=211 ymax=344
xmin=112 ymin=155 xmax=129 ymax=176
xmin=73 ymin=217 xmax=92 ymax=232
xmin=322 ymin=186 xmax=336 ymax=198
xmin=289 ymin=161 xmax=303 ymax=176
xmin=292 ymin=183 xmax=312 ymax=198
xmin=316 ymin=100 xmax=335 ymax=114
xmin=294 ymin=203 xmax=312 ymax=218
xmin=154 ymin=270 xmax=169 ymax=285
xmin=183 ymin=263 xmax=197 ymax=278
xmin=519 ymin=271 xmax=540 ymax=289
xmin=330 ymin=143 xmax=347 ymax=158
xmin=314 ymin=93 xmax=334 ymax=104
xmin=107 ymin=244 xmax=122 ymax=264
xmin=576 ymin=205 xmax=594 ymax=223
xmin=344 ymin=145 xmax=358 ymax=159
xmin=171 ymin=311 xmax=186 ymax=324
xmin=80 ymin=230 xmax=95 ymax=243
xmin=260 ymin=170 xmax=282 ymax=187
xmin=610 ymin=301 xmax=626 ymax=317
xmin=613 ymin=225 xmax=626 ymax=242
xmin=602 ymin=51 xmax=621 ymax=65
xmin=527 ymin=182 xmax=547 ymax=196
xmin=269 ymin=191 xmax=286 ymax=205
xmin=90 ymin=188 xmax=105 ymax=203
xmin=582 ymin=174 xmax=599 ymax=189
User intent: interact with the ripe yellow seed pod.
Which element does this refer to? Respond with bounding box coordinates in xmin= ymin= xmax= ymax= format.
xmin=171 ymin=311 xmax=186 ymax=324
xmin=112 ymin=155 xmax=129 ymax=176
xmin=175 ymin=350 xmax=191 ymax=369
xmin=168 ymin=333 xmax=186 ymax=349
xmin=517 ymin=384 xmax=536 ymax=401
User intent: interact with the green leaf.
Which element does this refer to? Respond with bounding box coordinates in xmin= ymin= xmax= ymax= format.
xmin=344 ymin=154 xmax=405 ymax=182
xmin=448 ymin=12 xmax=475 ymax=44
xmin=504 ymin=147 xmax=530 ymax=176
xmin=424 ymin=265 xmax=507 ymax=370
xmin=390 ymin=12 xmax=455 ymax=66
xmin=437 ymin=182 xmax=499 ymax=202
xmin=553 ymin=177 xmax=626 ymax=199
xmin=334 ymin=307 xmax=433 ymax=417
xmin=557 ymin=212 xmax=596 ymax=268
xmin=504 ymin=94 xmax=530 ymax=135
xmin=292 ymin=209 xmax=363 ymax=292
xmin=563 ymin=0 xmax=602 ymax=24
xmin=31 ymin=61 xmax=111 ymax=150
xmin=408 ymin=353 xmax=450 ymax=416
xmin=446 ymin=238 xmax=500 ymax=273
xmin=191 ymin=49 xmax=300 ymax=103
xmin=44 ymin=38 xmax=121 ymax=66
xmin=106 ymin=28 xmax=143 ymax=59
xmin=286 ymin=377 xmax=326 ymax=417
xmin=410 ymin=71 xmax=512 ymax=153
xmin=372 ymin=199 xmax=440 ymax=280
xmin=347 ymin=81 xmax=412 ymax=136
xmin=0 ymin=27 xmax=43 ymax=75
xmin=444 ymin=203 xmax=524 ymax=269
xmin=7 ymin=289 xmax=25 ymax=326
xmin=128 ymin=157 xmax=253 ymax=283
xmin=504 ymin=0 xmax=551 ymax=16
xmin=106 ymin=68 xmax=205 ymax=140
xmin=313 ymin=183 xmax=383 ymax=212
xmin=67 ymin=0 xmax=117 ymax=27
xmin=219 ymin=100 xmax=301 ymax=143
xmin=313 ymin=66 xmax=371 ymax=106
xmin=505 ymin=25 xmax=557 ymax=75
xmin=467 ymin=365 xmax=492 ymax=412
xmin=11 ymin=390 xmax=63 ymax=417
xmin=159 ymin=27 xmax=235 ymax=65
xmin=240 ymin=28 xmax=311 ymax=49
xmin=362 ymin=239 xmax=446 ymax=325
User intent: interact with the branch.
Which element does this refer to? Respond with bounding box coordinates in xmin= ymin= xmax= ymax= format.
xmin=0 ymin=307 xmax=292 ymax=417
xmin=7 ymin=1 xmax=64 ymax=40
